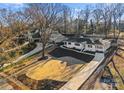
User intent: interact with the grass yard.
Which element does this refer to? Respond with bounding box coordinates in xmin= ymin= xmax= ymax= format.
xmin=107 ymin=49 xmax=124 ymax=89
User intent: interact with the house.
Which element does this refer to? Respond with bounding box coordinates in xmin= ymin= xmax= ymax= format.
xmin=50 ymin=31 xmax=67 ymax=43
xmin=63 ymin=37 xmax=95 ymax=52
xmin=27 ymin=30 xmax=41 ymax=42
xmin=63 ymin=37 xmax=111 ymax=53
xmin=27 ymin=30 xmax=67 ymax=43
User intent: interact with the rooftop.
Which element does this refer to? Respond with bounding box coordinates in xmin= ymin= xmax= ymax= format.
xmin=94 ymin=40 xmax=103 ymax=45
xmin=65 ymin=37 xmax=93 ymax=44
xmin=65 ymin=37 xmax=103 ymax=45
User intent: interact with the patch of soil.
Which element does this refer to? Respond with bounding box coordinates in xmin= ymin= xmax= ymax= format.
xmin=37 ymin=79 xmax=66 ymax=90
xmin=17 ymin=74 xmax=66 ymax=90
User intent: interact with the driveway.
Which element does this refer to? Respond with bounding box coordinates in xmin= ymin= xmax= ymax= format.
xmin=49 ymin=47 xmax=94 ymax=63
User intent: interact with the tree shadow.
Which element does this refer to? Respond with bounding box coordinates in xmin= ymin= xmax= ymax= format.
xmin=118 ymin=47 xmax=124 ymax=52
xmin=111 ymin=59 xmax=124 ymax=85
xmin=104 ymin=66 xmax=118 ymax=90
xmin=115 ymin=52 xmax=124 ymax=60
xmin=105 ymin=66 xmax=118 ymax=90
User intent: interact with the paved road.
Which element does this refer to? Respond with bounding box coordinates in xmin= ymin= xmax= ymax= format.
xmin=60 ymin=53 xmax=104 ymax=90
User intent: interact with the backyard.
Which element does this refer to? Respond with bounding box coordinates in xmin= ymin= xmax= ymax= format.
xmin=17 ymin=59 xmax=86 ymax=90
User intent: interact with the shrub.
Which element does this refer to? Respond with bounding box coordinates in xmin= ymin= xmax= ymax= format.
xmin=0 ymin=56 xmax=7 ymax=62
xmin=8 ymin=51 xmax=16 ymax=58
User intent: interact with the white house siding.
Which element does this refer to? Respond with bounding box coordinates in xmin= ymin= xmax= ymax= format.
xmin=85 ymin=44 xmax=96 ymax=52
xmin=63 ymin=39 xmax=111 ymax=52
xmin=101 ymin=40 xmax=111 ymax=51
xmin=105 ymin=42 xmax=111 ymax=50
xmin=74 ymin=43 xmax=84 ymax=50
xmin=95 ymin=45 xmax=104 ymax=52
xmin=65 ymin=42 xmax=75 ymax=48
xmin=64 ymin=41 xmax=84 ymax=50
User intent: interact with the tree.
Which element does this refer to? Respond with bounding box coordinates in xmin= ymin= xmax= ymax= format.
xmin=26 ymin=3 xmax=63 ymax=59
xmin=83 ymin=5 xmax=91 ymax=33
xmin=62 ymin=5 xmax=71 ymax=34
xmin=111 ymin=4 xmax=124 ymax=38
xmin=0 ymin=9 xmax=29 ymax=45
xmin=0 ymin=20 xmax=4 ymax=42
xmin=0 ymin=9 xmax=11 ymax=42
xmin=92 ymin=4 xmax=103 ymax=34
xmin=79 ymin=5 xmax=91 ymax=34
xmin=101 ymin=4 xmax=112 ymax=38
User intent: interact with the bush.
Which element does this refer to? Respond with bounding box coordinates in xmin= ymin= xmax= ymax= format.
xmin=21 ymin=43 xmax=36 ymax=55
xmin=0 ymin=56 xmax=7 ymax=62
xmin=8 ymin=51 xmax=16 ymax=58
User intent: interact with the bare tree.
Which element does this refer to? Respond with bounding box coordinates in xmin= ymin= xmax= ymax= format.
xmin=62 ymin=5 xmax=71 ymax=34
xmin=79 ymin=5 xmax=91 ymax=34
xmin=26 ymin=3 xmax=63 ymax=59
xmin=111 ymin=4 xmax=124 ymax=39
xmin=83 ymin=5 xmax=91 ymax=33
xmin=92 ymin=4 xmax=103 ymax=34
xmin=2 ymin=10 xmax=29 ymax=46
xmin=101 ymin=4 xmax=112 ymax=38
xmin=0 ymin=20 xmax=4 ymax=43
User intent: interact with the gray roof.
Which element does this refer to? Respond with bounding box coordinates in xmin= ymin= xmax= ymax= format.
xmin=64 ymin=37 xmax=103 ymax=45
xmin=94 ymin=40 xmax=103 ymax=45
xmin=65 ymin=37 xmax=94 ymax=44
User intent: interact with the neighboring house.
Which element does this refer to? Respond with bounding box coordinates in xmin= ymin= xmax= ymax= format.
xmin=50 ymin=31 xmax=67 ymax=43
xmin=63 ymin=38 xmax=92 ymax=52
xmin=63 ymin=37 xmax=111 ymax=52
xmin=27 ymin=30 xmax=41 ymax=42
xmin=26 ymin=30 xmax=111 ymax=52
xmin=27 ymin=30 xmax=67 ymax=43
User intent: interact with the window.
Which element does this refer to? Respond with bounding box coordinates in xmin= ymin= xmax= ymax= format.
xmin=75 ymin=43 xmax=80 ymax=46
xmin=64 ymin=42 xmax=67 ymax=45
xmin=88 ymin=45 xmax=92 ymax=48
xmin=68 ymin=42 xmax=71 ymax=45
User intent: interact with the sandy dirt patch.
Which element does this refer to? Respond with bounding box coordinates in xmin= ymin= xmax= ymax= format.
xmin=26 ymin=59 xmax=83 ymax=81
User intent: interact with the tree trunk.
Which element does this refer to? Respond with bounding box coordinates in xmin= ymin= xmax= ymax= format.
xmin=104 ymin=21 xmax=107 ymax=38
xmin=85 ymin=23 xmax=88 ymax=34
xmin=116 ymin=17 xmax=121 ymax=40
xmin=113 ymin=18 xmax=116 ymax=38
xmin=42 ymin=44 xmax=45 ymax=58
xmin=64 ymin=20 xmax=67 ymax=34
